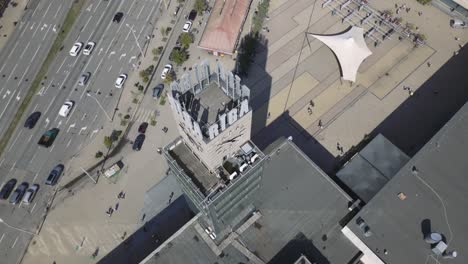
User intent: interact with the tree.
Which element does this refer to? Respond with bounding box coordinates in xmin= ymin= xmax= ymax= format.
xmin=160 ymin=26 xmax=167 ymax=37
xmin=170 ymin=49 xmax=188 ymax=66
xmin=104 ymin=136 xmax=112 ymax=148
xmin=163 ymin=72 xmax=175 ymax=84
xmin=194 ymin=0 xmax=206 ymax=13
xmin=179 ymin=33 xmax=193 ymax=49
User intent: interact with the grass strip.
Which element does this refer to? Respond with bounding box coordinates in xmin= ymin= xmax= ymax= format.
xmin=0 ymin=0 xmax=86 ymax=156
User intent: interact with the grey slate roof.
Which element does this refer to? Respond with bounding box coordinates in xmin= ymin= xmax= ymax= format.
xmin=347 ymin=102 xmax=468 ymax=264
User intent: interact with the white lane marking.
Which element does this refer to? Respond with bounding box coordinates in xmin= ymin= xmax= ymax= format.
xmin=90 ymin=129 xmax=99 ymax=138
xmin=8 ymin=130 xmax=23 ymax=152
xmin=107 ymin=64 xmax=113 ymax=72
xmin=30 ymin=22 xmax=35 ymax=30
xmin=9 ymin=161 xmax=17 ymax=172
xmin=44 ymin=117 xmax=50 ymax=128
xmin=27 ymin=134 xmax=34 ymax=143
xmin=31 ymin=22 xmax=41 ymax=38
xmin=29 ymin=152 xmax=38 ymax=164
xmin=32 ymin=172 xmax=39 ymax=182
xmin=93 ymin=114 xmax=98 ymax=122
xmin=57 ymin=120 xmax=63 ymax=128
xmin=37 ymin=87 xmax=45 ymax=96
xmin=32 ymin=103 xmax=39 ymax=112
xmin=119 ymin=53 xmax=126 ymax=61
xmin=0 ymin=233 xmax=4 ymax=244
xmin=137 ymin=5 xmax=145 ymax=19
xmin=57 ymin=59 xmax=67 ymax=73
xmin=18 ymin=46 xmax=41 ymax=85
xmin=3 ymin=63 xmax=18 ymax=87
xmin=19 ymin=42 xmax=31 ymax=59
xmin=0 ymin=158 xmax=4 ymax=167
xmin=44 ymin=1 xmax=53 ymax=17
xmin=44 ymin=94 xmax=57 ymax=113
xmin=119 ymin=67 xmax=123 ymax=74
xmin=129 ymin=56 xmax=136 ymax=63
xmin=19 ymin=22 xmax=29 ymax=38
xmin=16 ymin=91 xmax=21 ymax=101
xmin=82 ymin=16 xmax=93 ymax=32
xmin=11 ymin=237 xmax=18 ymax=248
xmin=66 ymin=138 xmax=72 ymax=148
xmin=81 ymin=113 xmax=87 ymax=121
xmin=5 ymin=42 xmax=19 ymax=61
xmin=67 ymin=123 xmax=75 ymax=133
xmin=31 ymin=202 xmax=37 ymax=213
xmin=42 ymin=25 xmax=52 ymax=41
xmin=49 ymin=145 xmax=55 ymax=153
xmin=0 ymin=90 xmax=17 ymax=121
xmin=54 ymin=4 xmax=62 ymax=19
xmin=79 ymin=127 xmax=87 ymax=135
xmin=97 ymin=48 xmax=103 ymax=56
xmin=86 ymin=3 xmax=93 ymax=12
xmin=108 ymin=51 xmax=116 ymax=58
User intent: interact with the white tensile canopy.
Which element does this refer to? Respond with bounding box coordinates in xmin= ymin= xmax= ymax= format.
xmin=309 ymin=27 xmax=372 ymax=82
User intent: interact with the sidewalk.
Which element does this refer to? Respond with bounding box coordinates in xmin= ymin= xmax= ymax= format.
xmin=0 ymin=0 xmax=27 ymax=52
xmin=21 ymin=1 xmax=191 ymax=264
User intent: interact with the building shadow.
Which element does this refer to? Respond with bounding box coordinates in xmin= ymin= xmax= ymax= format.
xmin=366 ymin=45 xmax=468 ymax=156
xmin=268 ymin=232 xmax=330 ymax=264
xmin=98 ymin=196 xmax=195 ymax=264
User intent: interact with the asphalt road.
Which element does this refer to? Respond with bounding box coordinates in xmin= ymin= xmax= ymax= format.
xmin=0 ymin=0 xmax=163 ymax=262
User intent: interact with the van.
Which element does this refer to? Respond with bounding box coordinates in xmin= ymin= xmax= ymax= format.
xmin=450 ymin=19 xmax=467 ymax=28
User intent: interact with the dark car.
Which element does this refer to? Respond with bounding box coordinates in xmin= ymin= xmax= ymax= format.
xmin=0 ymin=179 xmax=17 ymax=200
xmin=113 ymin=12 xmax=123 ymax=23
xmin=45 ymin=164 xmax=64 ymax=186
xmin=152 ymin=84 xmax=164 ymax=99
xmin=24 ymin=112 xmax=41 ymax=129
xmin=188 ymin=10 xmax=197 ymax=21
xmin=9 ymin=182 xmax=28 ymax=204
xmin=138 ymin=122 xmax=148 ymax=134
xmin=133 ymin=134 xmax=145 ymax=151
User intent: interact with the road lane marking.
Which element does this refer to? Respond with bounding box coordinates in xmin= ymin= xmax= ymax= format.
xmin=27 ymin=134 xmax=33 ymax=143
xmin=49 ymin=145 xmax=55 ymax=153
xmin=79 ymin=126 xmax=87 ymax=135
xmin=0 ymin=90 xmax=17 ymax=121
xmin=44 ymin=118 xmax=50 ymax=128
xmin=137 ymin=5 xmax=145 ymax=20
xmin=31 ymin=202 xmax=37 ymax=213
xmin=31 ymin=22 xmax=41 ymax=38
xmin=54 ymin=4 xmax=62 ymax=18
xmin=57 ymin=120 xmax=63 ymax=128
xmin=30 ymin=22 xmax=35 ymax=30
xmin=44 ymin=1 xmax=53 ymax=17
xmin=90 ymin=129 xmax=99 ymax=138
xmin=18 ymin=46 xmax=41 ymax=85
xmin=0 ymin=233 xmax=4 ymax=244
xmin=0 ymin=158 xmax=4 ymax=167
xmin=67 ymin=123 xmax=75 ymax=133
xmin=9 ymin=161 xmax=17 ymax=172
xmin=108 ymin=64 xmax=113 ymax=72
xmin=81 ymin=113 xmax=87 ymax=121
xmin=93 ymin=114 xmax=98 ymax=122
xmin=8 ymin=130 xmax=23 ymax=152
xmin=82 ymin=16 xmax=93 ymax=32
xmin=57 ymin=58 xmax=67 ymax=73
xmin=30 ymin=152 xmax=38 ymax=165
xmin=4 ymin=63 xmax=18 ymax=87
xmin=32 ymin=103 xmax=39 ymax=112
xmin=19 ymin=22 xmax=29 ymax=38
xmin=45 ymin=94 xmax=57 ymax=113
xmin=108 ymin=51 xmax=116 ymax=58
xmin=66 ymin=138 xmax=72 ymax=148
xmin=86 ymin=3 xmax=93 ymax=12
xmin=19 ymin=42 xmax=31 ymax=59
xmin=11 ymin=237 xmax=18 ymax=248
xmin=42 ymin=25 xmax=52 ymax=41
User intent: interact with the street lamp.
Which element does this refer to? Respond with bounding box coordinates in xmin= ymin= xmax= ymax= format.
xmin=86 ymin=93 xmax=112 ymax=122
xmin=125 ymin=23 xmax=144 ymax=55
xmin=0 ymin=218 xmax=36 ymax=235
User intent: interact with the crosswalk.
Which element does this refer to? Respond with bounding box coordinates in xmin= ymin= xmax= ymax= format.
xmin=133 ymin=108 xmax=157 ymax=122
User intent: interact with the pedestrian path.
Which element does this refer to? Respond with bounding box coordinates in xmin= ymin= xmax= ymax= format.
xmin=133 ymin=108 xmax=157 ymax=122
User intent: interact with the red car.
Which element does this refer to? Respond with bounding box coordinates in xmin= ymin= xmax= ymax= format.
xmin=138 ymin=122 xmax=148 ymax=134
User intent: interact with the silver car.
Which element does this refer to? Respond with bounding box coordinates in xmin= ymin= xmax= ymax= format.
xmin=22 ymin=184 xmax=39 ymax=205
xmin=78 ymin=72 xmax=91 ymax=86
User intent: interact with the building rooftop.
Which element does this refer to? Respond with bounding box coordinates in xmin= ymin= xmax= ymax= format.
xmin=198 ymin=0 xmax=251 ymax=55
xmin=143 ymin=139 xmax=359 ymax=264
xmin=347 ymin=101 xmax=468 ymax=264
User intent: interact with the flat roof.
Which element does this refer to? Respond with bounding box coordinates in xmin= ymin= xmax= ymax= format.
xmin=198 ymin=0 xmax=251 ymax=55
xmin=347 ymin=101 xmax=468 ymax=264
xmin=144 ymin=140 xmax=358 ymax=263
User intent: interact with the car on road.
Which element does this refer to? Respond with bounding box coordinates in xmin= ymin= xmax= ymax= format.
xmin=113 ymin=12 xmax=124 ymax=23
xmin=9 ymin=182 xmax=28 ymax=204
xmin=22 ymin=184 xmax=39 ymax=205
xmin=59 ymin=100 xmax=74 ymax=117
xmin=38 ymin=128 xmax=59 ymax=147
xmin=182 ymin=21 xmax=192 ymax=32
xmin=83 ymin=41 xmax=96 ymax=55
xmin=138 ymin=122 xmax=148 ymax=134
xmin=0 ymin=179 xmax=17 ymax=200
xmin=115 ymin=74 xmax=127 ymax=88
xmin=69 ymin=42 xmax=83 ymax=56
xmin=45 ymin=164 xmax=64 ymax=186
xmin=152 ymin=84 xmax=164 ymax=98
xmin=161 ymin=64 xmax=173 ymax=80
xmin=78 ymin=72 xmax=91 ymax=86
xmin=133 ymin=134 xmax=145 ymax=151
xmin=24 ymin=111 xmax=41 ymax=129
xmin=188 ymin=10 xmax=197 ymax=21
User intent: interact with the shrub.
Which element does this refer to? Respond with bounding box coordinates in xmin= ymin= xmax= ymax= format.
xmin=95 ymin=151 xmax=103 ymax=158
xmin=104 ymin=136 xmax=112 ymax=148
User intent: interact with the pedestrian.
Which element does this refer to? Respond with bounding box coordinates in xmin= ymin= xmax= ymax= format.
xmin=318 ymin=120 xmax=323 ymax=129
xmin=337 ymin=142 xmax=341 ymax=150
xmin=427 ymin=62 xmax=431 ymax=67
xmin=115 ymin=203 xmax=119 ymax=211
xmin=418 ymin=11 xmax=422 ymax=16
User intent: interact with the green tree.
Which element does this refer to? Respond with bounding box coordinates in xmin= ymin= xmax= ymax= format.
xmin=194 ymin=0 xmax=206 ymax=13
xmin=170 ymin=49 xmax=188 ymax=66
xmin=160 ymin=26 xmax=166 ymax=37
xmin=163 ymin=72 xmax=175 ymax=84
xmin=104 ymin=136 xmax=112 ymax=148
xmin=179 ymin=33 xmax=193 ymax=49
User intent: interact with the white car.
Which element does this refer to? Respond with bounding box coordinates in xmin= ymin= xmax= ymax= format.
xmin=182 ymin=21 xmax=192 ymax=32
xmin=115 ymin=74 xmax=128 ymax=88
xmin=22 ymin=184 xmax=39 ymax=205
xmin=69 ymin=42 xmax=83 ymax=56
xmin=161 ymin=64 xmax=173 ymax=79
xmin=83 ymin=41 xmax=96 ymax=55
xmin=59 ymin=100 xmax=74 ymax=117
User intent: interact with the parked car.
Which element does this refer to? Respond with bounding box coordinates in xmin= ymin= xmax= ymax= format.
xmin=133 ymin=134 xmax=145 ymax=151
xmin=188 ymin=10 xmax=197 ymax=21
xmin=83 ymin=41 xmax=96 ymax=55
xmin=138 ymin=122 xmax=148 ymax=134
xmin=78 ymin=72 xmax=91 ymax=86
xmin=24 ymin=111 xmax=41 ymax=129
xmin=45 ymin=164 xmax=64 ymax=186
xmin=0 ymin=179 xmax=17 ymax=200
xmin=115 ymin=74 xmax=127 ymax=88
xmin=59 ymin=100 xmax=74 ymax=117
xmin=69 ymin=42 xmax=83 ymax=56
xmin=182 ymin=21 xmax=192 ymax=32
xmin=9 ymin=182 xmax=28 ymax=204
xmin=152 ymin=84 xmax=164 ymax=98
xmin=161 ymin=64 xmax=173 ymax=79
xmin=113 ymin=12 xmax=124 ymax=23
xmin=22 ymin=184 xmax=39 ymax=205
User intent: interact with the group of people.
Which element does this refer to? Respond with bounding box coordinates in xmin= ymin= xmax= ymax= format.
xmin=105 ymin=191 xmax=126 ymax=217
